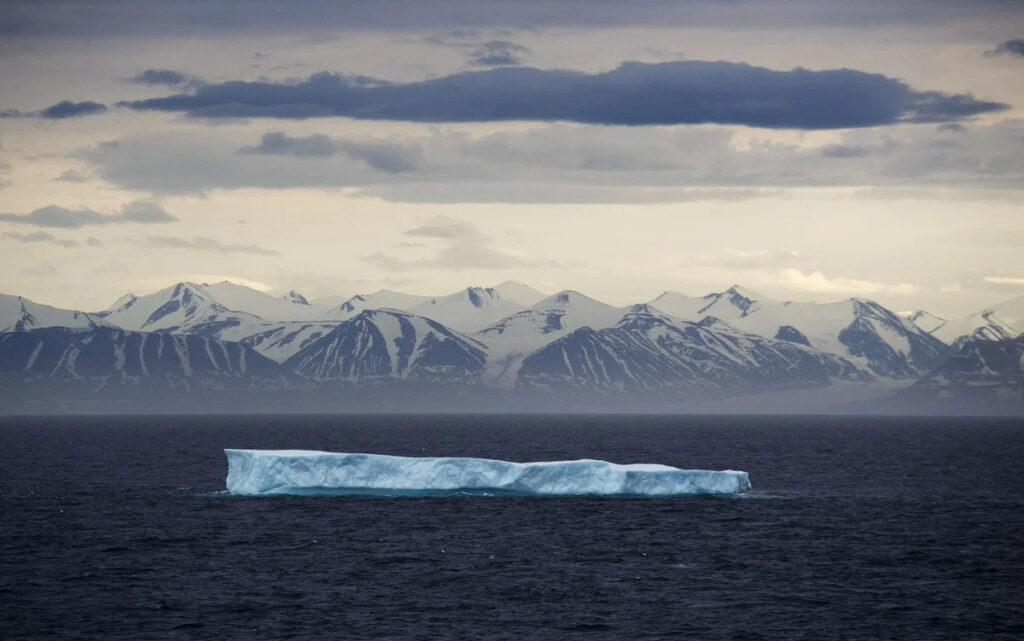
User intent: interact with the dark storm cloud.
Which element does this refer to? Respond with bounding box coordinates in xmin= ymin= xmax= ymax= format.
xmin=0 ymin=201 xmax=177 ymax=228
xmin=2 ymin=101 xmax=108 ymax=119
xmin=129 ymin=69 xmax=203 ymax=88
xmin=239 ymin=132 xmax=421 ymax=172
xmin=985 ymin=39 xmax=1024 ymax=58
xmin=467 ymin=40 xmax=529 ymax=66
xmin=121 ymin=62 xmax=1007 ymax=129
xmin=39 ymin=100 xmax=107 ymax=118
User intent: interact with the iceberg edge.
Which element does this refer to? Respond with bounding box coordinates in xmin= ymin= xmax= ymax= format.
xmin=224 ymin=449 xmax=751 ymax=497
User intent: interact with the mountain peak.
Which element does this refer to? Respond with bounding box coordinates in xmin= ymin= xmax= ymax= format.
xmin=464 ymin=286 xmax=498 ymax=307
xmin=723 ymin=284 xmax=768 ymax=301
xmin=281 ymin=290 xmax=309 ymax=305
xmin=537 ymin=290 xmax=599 ymax=308
xmin=105 ymin=293 xmax=137 ymax=312
xmin=491 ymin=281 xmax=547 ymax=306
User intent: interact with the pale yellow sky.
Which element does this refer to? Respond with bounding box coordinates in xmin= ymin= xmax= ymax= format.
xmin=1 ymin=9 xmax=1022 ymax=316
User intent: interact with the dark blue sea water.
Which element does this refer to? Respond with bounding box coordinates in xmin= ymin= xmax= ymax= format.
xmin=2 ymin=415 xmax=1023 ymax=640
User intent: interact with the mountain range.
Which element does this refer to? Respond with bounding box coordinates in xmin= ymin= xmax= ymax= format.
xmin=0 ymin=281 xmax=1021 ymax=413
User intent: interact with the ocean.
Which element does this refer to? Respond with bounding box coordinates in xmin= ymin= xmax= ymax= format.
xmin=2 ymin=414 xmax=1022 ymax=640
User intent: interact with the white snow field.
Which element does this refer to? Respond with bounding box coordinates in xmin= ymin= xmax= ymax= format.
xmin=224 ymin=450 xmax=751 ymax=497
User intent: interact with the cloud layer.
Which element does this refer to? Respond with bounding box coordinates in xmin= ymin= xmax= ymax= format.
xmin=82 ymin=120 xmax=1024 ymax=201
xmin=363 ymin=217 xmax=551 ymax=271
xmin=122 ymin=61 xmax=1007 ymax=129
xmin=0 ymin=201 xmax=177 ymax=228
xmin=240 ymin=132 xmax=421 ymax=173
xmin=985 ymin=39 xmax=1024 ymax=58
xmin=132 ymin=235 xmax=278 ymax=255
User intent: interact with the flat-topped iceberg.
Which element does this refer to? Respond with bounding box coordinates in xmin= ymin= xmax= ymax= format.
xmin=224 ymin=449 xmax=751 ymax=497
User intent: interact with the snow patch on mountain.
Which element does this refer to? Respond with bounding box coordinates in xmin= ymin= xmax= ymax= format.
xmin=0 ymin=326 xmax=281 ymax=390
xmin=477 ymin=290 xmax=626 ymax=388
xmin=409 ymin=287 xmax=524 ymax=333
xmin=516 ymin=304 xmax=871 ymax=396
xmin=284 ymin=309 xmax=487 ymax=383
xmin=1 ymin=293 xmax=111 ymax=333
xmin=327 ymin=290 xmax=432 ymax=318
xmin=280 ymin=290 xmax=310 ymax=305
xmin=492 ymin=281 xmax=547 ymax=307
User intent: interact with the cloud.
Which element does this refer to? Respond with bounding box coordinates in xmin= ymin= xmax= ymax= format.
xmin=82 ymin=120 xmax=1024 ymax=201
xmin=22 ymin=262 xmax=58 ymax=278
xmin=983 ymin=276 xmax=1024 ymax=286
xmin=39 ymin=100 xmax=107 ymax=119
xmin=132 ymin=235 xmax=279 ymax=255
xmin=3 ymin=1 xmax=1021 ymax=38
xmin=55 ymin=169 xmax=91 ymax=182
xmin=467 ymin=40 xmax=529 ymax=66
xmin=1 ymin=101 xmax=107 ymax=119
xmin=821 ymin=144 xmax=873 ymax=159
xmin=717 ymin=249 xmax=808 ymax=270
xmin=985 ymin=39 xmax=1024 ymax=58
xmin=942 ymin=274 xmax=1024 ymax=295
xmin=0 ymin=200 xmax=177 ymax=228
xmin=239 ymin=132 xmax=421 ymax=172
xmin=776 ymin=268 xmax=916 ymax=296
xmin=121 ymin=61 xmax=1007 ymax=129
xmin=1 ymin=230 xmax=102 ymax=248
xmin=3 ymin=230 xmax=74 ymax=247
xmin=128 ymin=69 xmax=203 ymax=88
xmin=363 ymin=216 xmax=552 ymax=271
xmin=404 ymin=220 xmax=483 ymax=240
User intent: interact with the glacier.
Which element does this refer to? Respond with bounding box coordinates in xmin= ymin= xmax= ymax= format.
xmin=224 ymin=449 xmax=751 ymax=497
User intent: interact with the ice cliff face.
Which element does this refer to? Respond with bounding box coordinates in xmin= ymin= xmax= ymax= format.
xmin=224 ymin=449 xmax=751 ymax=496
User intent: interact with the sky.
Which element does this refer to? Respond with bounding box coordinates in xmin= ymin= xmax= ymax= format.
xmin=0 ymin=0 xmax=1022 ymax=317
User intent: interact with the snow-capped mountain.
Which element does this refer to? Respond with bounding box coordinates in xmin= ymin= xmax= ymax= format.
xmin=930 ymin=310 xmax=1017 ymax=347
xmin=96 ymin=282 xmax=268 ymax=334
xmin=232 ymin=322 xmax=342 ymax=363
xmin=476 ymin=290 xmax=627 ymax=388
xmin=326 ymin=289 xmax=432 ymax=318
xmin=98 ymin=281 xmax=335 ymax=329
xmin=5 ymin=278 xmax=1021 ymax=412
xmin=516 ymin=305 xmax=870 ymax=396
xmin=648 ymin=288 xmax=944 ymax=378
xmin=492 ymin=281 xmax=547 ymax=307
xmin=919 ymin=296 xmax=1024 ymax=347
xmin=895 ymin=335 xmax=1023 ymax=411
xmin=1 ymin=293 xmax=110 ymax=333
xmin=284 ymin=309 xmax=487 ymax=383
xmin=0 ymin=326 xmax=283 ymax=391
xmin=906 ymin=310 xmax=947 ymax=335
xmin=280 ymin=290 xmax=310 ymax=305
xmin=648 ymin=285 xmax=770 ymax=321
xmin=726 ymin=297 xmax=945 ymax=378
xmin=408 ymin=287 xmax=525 ymax=333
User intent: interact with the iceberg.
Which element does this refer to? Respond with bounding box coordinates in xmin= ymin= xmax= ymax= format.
xmin=224 ymin=449 xmax=751 ymax=497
